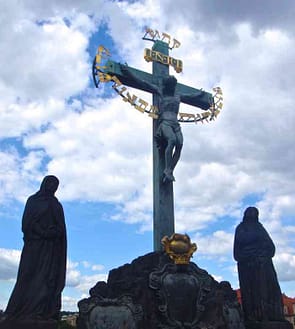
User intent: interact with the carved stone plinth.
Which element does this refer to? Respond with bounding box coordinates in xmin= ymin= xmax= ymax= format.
xmin=77 ymin=251 xmax=245 ymax=329
xmin=149 ymin=263 xmax=211 ymax=327
xmin=78 ymin=295 xmax=142 ymax=329
xmin=245 ymin=320 xmax=293 ymax=329
xmin=0 ymin=319 xmax=58 ymax=329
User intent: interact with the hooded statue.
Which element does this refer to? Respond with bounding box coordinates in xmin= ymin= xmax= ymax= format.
xmin=4 ymin=175 xmax=67 ymax=321
xmin=233 ymin=207 xmax=284 ymax=323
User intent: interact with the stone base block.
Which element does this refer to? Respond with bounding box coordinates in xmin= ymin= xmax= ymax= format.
xmin=245 ymin=320 xmax=293 ymax=329
xmin=0 ymin=319 xmax=58 ymax=329
xmin=77 ymin=252 xmax=246 ymax=329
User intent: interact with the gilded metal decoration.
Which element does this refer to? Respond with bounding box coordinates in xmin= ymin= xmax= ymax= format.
xmin=161 ymin=233 xmax=197 ymax=265
xmin=92 ymin=29 xmax=223 ymax=124
xmin=142 ymin=28 xmax=181 ymax=49
xmin=93 ymin=45 xmax=158 ymax=119
xmin=144 ymin=48 xmax=183 ymax=73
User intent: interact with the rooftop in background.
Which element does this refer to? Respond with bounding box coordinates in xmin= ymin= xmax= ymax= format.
xmin=235 ymin=289 xmax=295 ymax=315
xmin=282 ymin=294 xmax=295 ymax=316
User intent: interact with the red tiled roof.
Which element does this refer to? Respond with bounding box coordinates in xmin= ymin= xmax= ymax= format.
xmin=236 ymin=289 xmax=242 ymax=305
xmin=282 ymin=293 xmax=295 ymax=316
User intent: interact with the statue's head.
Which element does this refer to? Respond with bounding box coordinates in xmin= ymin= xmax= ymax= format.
xmin=163 ymin=75 xmax=177 ymax=95
xmin=243 ymin=206 xmax=259 ymax=223
xmin=40 ymin=175 xmax=59 ymax=195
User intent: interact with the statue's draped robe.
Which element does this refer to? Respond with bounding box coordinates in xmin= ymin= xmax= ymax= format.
xmin=5 ymin=180 xmax=67 ymax=320
xmin=233 ymin=220 xmax=284 ymax=322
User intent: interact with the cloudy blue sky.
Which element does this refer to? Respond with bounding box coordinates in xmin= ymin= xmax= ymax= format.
xmin=0 ymin=0 xmax=295 ymax=311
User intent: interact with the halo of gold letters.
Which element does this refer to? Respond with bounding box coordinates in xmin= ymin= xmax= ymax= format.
xmin=93 ymin=41 xmax=223 ymax=123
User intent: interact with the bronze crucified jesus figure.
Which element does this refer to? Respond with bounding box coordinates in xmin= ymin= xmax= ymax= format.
xmin=120 ymin=64 xmax=212 ymax=183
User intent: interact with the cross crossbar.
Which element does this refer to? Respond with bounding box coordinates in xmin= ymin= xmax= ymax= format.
xmin=104 ymin=60 xmax=213 ymax=110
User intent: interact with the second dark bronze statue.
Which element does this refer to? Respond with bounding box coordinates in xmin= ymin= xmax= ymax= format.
xmin=1 ymin=176 xmax=67 ymax=329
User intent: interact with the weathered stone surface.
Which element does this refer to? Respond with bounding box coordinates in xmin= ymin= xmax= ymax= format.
xmin=245 ymin=320 xmax=293 ymax=329
xmin=0 ymin=319 xmax=58 ymax=329
xmin=89 ymin=303 xmax=139 ymax=329
xmin=77 ymin=251 xmax=244 ymax=329
xmin=149 ymin=263 xmax=212 ymax=327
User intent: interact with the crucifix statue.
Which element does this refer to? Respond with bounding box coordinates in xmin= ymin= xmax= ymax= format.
xmin=93 ymin=29 xmax=220 ymax=251
xmin=120 ymin=66 xmax=185 ymax=183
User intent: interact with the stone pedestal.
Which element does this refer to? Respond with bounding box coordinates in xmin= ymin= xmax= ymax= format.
xmin=77 ymin=251 xmax=245 ymax=329
xmin=0 ymin=319 xmax=58 ymax=329
xmin=245 ymin=320 xmax=293 ymax=329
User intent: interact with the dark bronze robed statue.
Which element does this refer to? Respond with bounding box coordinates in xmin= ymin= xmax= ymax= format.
xmin=234 ymin=207 xmax=284 ymax=323
xmin=4 ymin=175 xmax=67 ymax=322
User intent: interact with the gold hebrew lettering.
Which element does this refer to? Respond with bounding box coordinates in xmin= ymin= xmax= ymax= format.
xmin=98 ymin=72 xmax=112 ymax=83
xmin=154 ymin=30 xmax=161 ymax=39
xmin=112 ymin=76 xmax=124 ymax=93
xmin=156 ymin=52 xmax=163 ymax=63
xmin=95 ymin=65 xmax=108 ymax=71
xmin=148 ymin=105 xmax=158 ymax=119
xmin=151 ymin=51 xmax=157 ymax=60
xmin=214 ymin=109 xmax=221 ymax=117
xmin=177 ymin=60 xmax=183 ymax=72
xmin=179 ymin=112 xmax=195 ymax=121
xmin=169 ymin=57 xmax=183 ymax=73
xmin=97 ymin=45 xmax=110 ymax=57
xmin=172 ymin=39 xmax=181 ymax=49
xmin=143 ymin=48 xmax=182 ymax=72
xmin=135 ymin=99 xmax=148 ymax=113
xmin=145 ymin=28 xmax=155 ymax=38
xmin=144 ymin=49 xmax=152 ymax=62
xmin=143 ymin=29 xmax=181 ymax=49
xmin=213 ymin=87 xmax=223 ymax=95
xmin=115 ymin=85 xmax=126 ymax=95
xmin=95 ymin=54 xmax=102 ymax=64
xmin=201 ymin=111 xmax=210 ymax=118
xmin=117 ymin=86 xmax=127 ymax=96
xmin=162 ymin=32 xmax=171 ymax=44
xmin=170 ymin=58 xmax=178 ymax=71
xmin=112 ymin=76 xmax=122 ymax=88
xmin=195 ymin=113 xmax=202 ymax=121
xmin=170 ymin=57 xmax=177 ymax=66
xmin=162 ymin=55 xmax=168 ymax=65
xmin=123 ymin=92 xmax=137 ymax=105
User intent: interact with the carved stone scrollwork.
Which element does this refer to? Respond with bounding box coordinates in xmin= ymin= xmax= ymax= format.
xmin=77 ymin=295 xmax=143 ymax=329
xmin=77 ymin=252 xmax=245 ymax=329
xmin=149 ymin=263 xmax=212 ymax=328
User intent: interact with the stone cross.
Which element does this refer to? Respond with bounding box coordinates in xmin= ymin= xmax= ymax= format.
xmin=97 ymin=39 xmax=213 ymax=251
